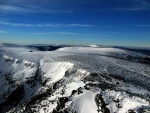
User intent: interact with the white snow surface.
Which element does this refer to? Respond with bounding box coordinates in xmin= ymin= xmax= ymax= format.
xmin=65 ymin=81 xmax=85 ymax=96
xmin=71 ymin=90 xmax=98 ymax=113
xmin=103 ymin=90 xmax=149 ymax=113
xmin=0 ymin=45 xmax=150 ymax=113
xmin=41 ymin=61 xmax=74 ymax=85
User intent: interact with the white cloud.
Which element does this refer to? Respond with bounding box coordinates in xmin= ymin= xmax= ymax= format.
xmin=0 ymin=21 xmax=34 ymax=27
xmin=68 ymin=24 xmax=94 ymax=27
xmin=32 ymin=32 xmax=90 ymax=35
xmin=112 ymin=0 xmax=150 ymax=11
xmin=0 ymin=5 xmax=33 ymax=13
xmin=135 ymin=24 xmax=150 ymax=27
xmin=0 ymin=21 xmax=94 ymax=27
xmin=0 ymin=30 xmax=6 ymax=33
xmin=1 ymin=0 xmax=150 ymax=14
xmin=114 ymin=7 xmax=145 ymax=11
xmin=0 ymin=4 xmax=73 ymax=14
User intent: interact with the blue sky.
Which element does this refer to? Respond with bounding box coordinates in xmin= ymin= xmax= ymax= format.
xmin=0 ymin=0 xmax=150 ymax=47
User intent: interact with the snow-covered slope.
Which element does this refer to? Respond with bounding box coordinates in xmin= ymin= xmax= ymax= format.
xmin=0 ymin=45 xmax=150 ymax=113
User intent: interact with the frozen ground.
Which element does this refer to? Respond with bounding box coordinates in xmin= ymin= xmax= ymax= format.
xmin=0 ymin=43 xmax=150 ymax=113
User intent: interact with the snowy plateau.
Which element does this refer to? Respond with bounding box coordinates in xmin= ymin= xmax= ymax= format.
xmin=0 ymin=43 xmax=150 ymax=113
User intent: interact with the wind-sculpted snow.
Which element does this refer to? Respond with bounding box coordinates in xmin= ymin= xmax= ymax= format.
xmin=40 ymin=61 xmax=74 ymax=85
xmin=0 ymin=45 xmax=150 ymax=113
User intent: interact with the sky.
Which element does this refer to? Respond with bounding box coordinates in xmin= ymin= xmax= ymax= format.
xmin=0 ymin=0 xmax=150 ymax=47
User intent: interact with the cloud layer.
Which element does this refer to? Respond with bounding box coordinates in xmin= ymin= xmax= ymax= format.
xmin=0 ymin=21 xmax=95 ymax=27
xmin=0 ymin=0 xmax=150 ymax=14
